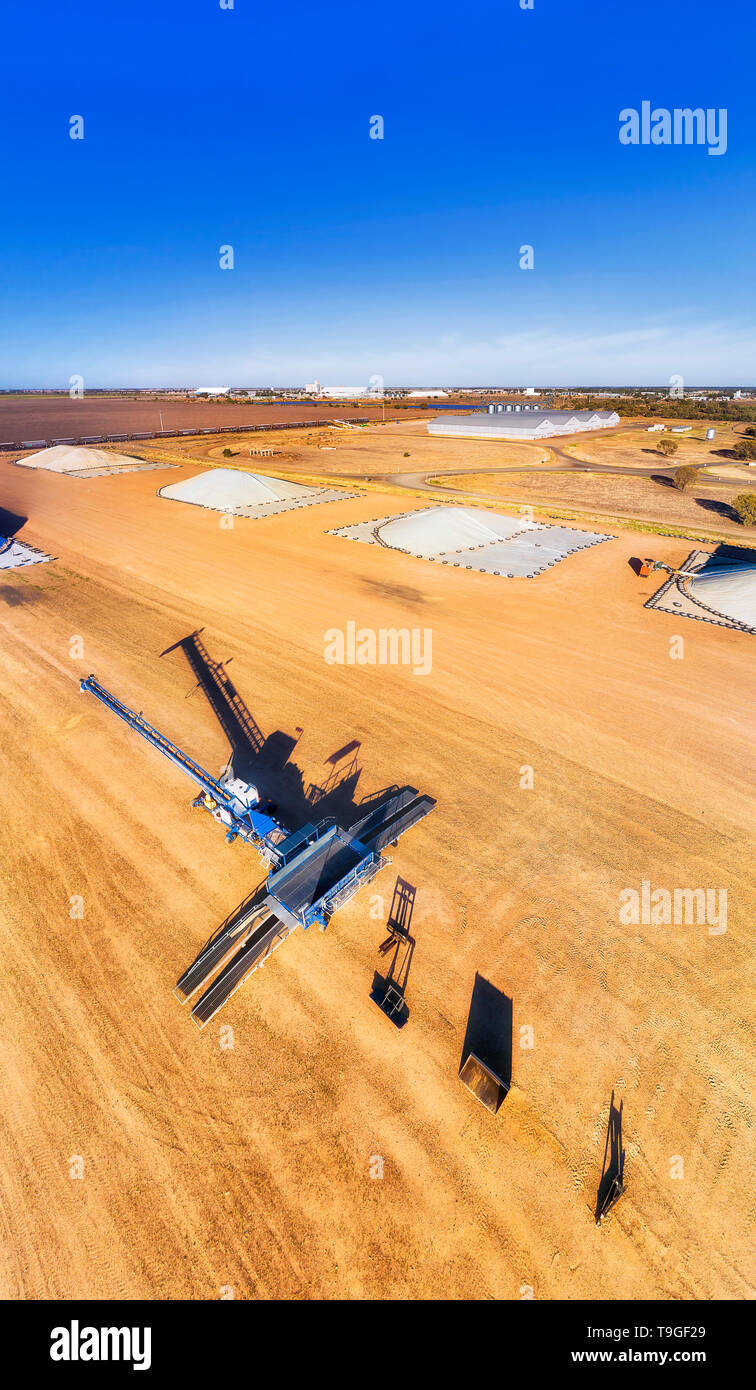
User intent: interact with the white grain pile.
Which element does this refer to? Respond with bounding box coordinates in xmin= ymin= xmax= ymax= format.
xmin=18 ymin=445 xmax=147 ymax=473
xmin=377 ymin=506 xmax=536 ymax=557
xmin=159 ymin=468 xmax=318 ymax=509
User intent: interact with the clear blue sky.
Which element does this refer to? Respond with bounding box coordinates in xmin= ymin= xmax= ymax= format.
xmin=2 ymin=0 xmax=754 ymax=387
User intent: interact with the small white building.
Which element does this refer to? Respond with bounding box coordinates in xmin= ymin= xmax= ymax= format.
xmin=194 ymin=387 xmax=230 ymax=397
xmin=323 ymin=386 xmax=371 ymax=399
xmin=305 ymin=381 xmax=383 ymax=399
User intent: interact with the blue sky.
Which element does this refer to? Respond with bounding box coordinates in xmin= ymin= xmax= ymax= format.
xmin=1 ymin=0 xmax=754 ymax=387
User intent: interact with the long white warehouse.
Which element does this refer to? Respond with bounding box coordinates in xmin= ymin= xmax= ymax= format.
xmin=428 ymin=409 xmax=620 ymax=440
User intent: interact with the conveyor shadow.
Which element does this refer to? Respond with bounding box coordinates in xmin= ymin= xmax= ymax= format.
xmin=161 ymin=628 xmax=416 ymax=834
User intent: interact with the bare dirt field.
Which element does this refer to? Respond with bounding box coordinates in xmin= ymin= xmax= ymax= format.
xmin=436 ymin=470 xmax=756 ymax=542
xmin=0 ymin=448 xmax=754 ymax=1302
xmin=119 ymin=419 xmax=551 ymax=478
xmin=0 ymin=396 xmax=421 ymax=444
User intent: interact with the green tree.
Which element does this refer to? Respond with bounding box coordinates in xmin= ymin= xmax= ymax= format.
xmin=222 ymin=447 xmax=234 ymax=457
xmin=732 ymin=492 xmax=756 ymax=525
xmin=732 ymin=438 xmax=756 ymax=460
xmin=673 ymin=465 xmax=699 ymax=491
xmin=657 ymin=438 xmax=679 ymax=457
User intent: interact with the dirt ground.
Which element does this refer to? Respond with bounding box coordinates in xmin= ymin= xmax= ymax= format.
xmin=436 ymin=470 xmax=756 ymax=541
xmin=0 ymin=448 xmax=754 ymax=1302
xmin=562 ymin=422 xmax=751 ymax=473
xmin=121 ymin=420 xmax=550 ymax=477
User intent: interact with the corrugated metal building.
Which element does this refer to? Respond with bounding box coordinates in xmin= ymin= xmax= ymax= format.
xmin=428 ymin=409 xmax=620 ymax=440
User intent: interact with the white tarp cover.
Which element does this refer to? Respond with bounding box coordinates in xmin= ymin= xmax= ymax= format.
xmin=685 ymin=560 xmax=756 ymax=629
xmin=0 ymin=536 xmax=52 ymax=569
xmin=377 ymin=506 xmax=536 ymax=557
xmin=159 ymin=468 xmax=317 ymax=508
xmin=328 ymin=509 xmax=612 ymax=577
xmin=18 ymin=445 xmax=148 ymax=473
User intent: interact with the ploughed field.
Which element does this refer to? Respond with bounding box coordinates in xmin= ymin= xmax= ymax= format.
xmin=0 ymin=395 xmax=420 ymax=444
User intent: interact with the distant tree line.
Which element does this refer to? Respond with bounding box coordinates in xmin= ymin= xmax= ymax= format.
xmin=553 ymin=393 xmax=756 ymax=423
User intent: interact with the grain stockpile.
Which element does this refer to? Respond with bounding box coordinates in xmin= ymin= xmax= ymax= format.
xmin=329 ymin=505 xmax=611 ymax=577
xmin=158 ymin=467 xmax=357 ymax=518
xmin=17 ymin=445 xmax=171 ymax=478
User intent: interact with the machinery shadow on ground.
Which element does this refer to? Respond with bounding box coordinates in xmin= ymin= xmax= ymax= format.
xmin=459 ymin=973 xmax=513 ymax=1112
xmin=595 ymin=1090 xmax=626 ymax=1224
xmin=370 ymin=877 xmax=417 ymax=1028
xmin=161 ymin=628 xmax=417 ymax=835
xmin=0 ymin=507 xmax=27 ymax=539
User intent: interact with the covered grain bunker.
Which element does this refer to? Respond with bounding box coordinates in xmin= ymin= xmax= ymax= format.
xmin=160 ymin=469 xmax=314 ymax=507
xmin=0 ymin=535 xmax=52 ymax=569
xmin=328 ymin=504 xmax=611 ymax=577
xmin=16 ymin=445 xmax=163 ymax=476
xmin=684 ymin=557 xmax=756 ymax=632
xmin=377 ymin=506 xmax=537 ymax=558
xmin=158 ymin=467 xmax=357 ymax=518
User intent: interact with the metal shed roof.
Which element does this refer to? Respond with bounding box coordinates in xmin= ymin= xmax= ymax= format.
xmin=428 ymin=409 xmax=619 ymax=437
xmin=432 ymin=409 xmax=617 ymax=427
